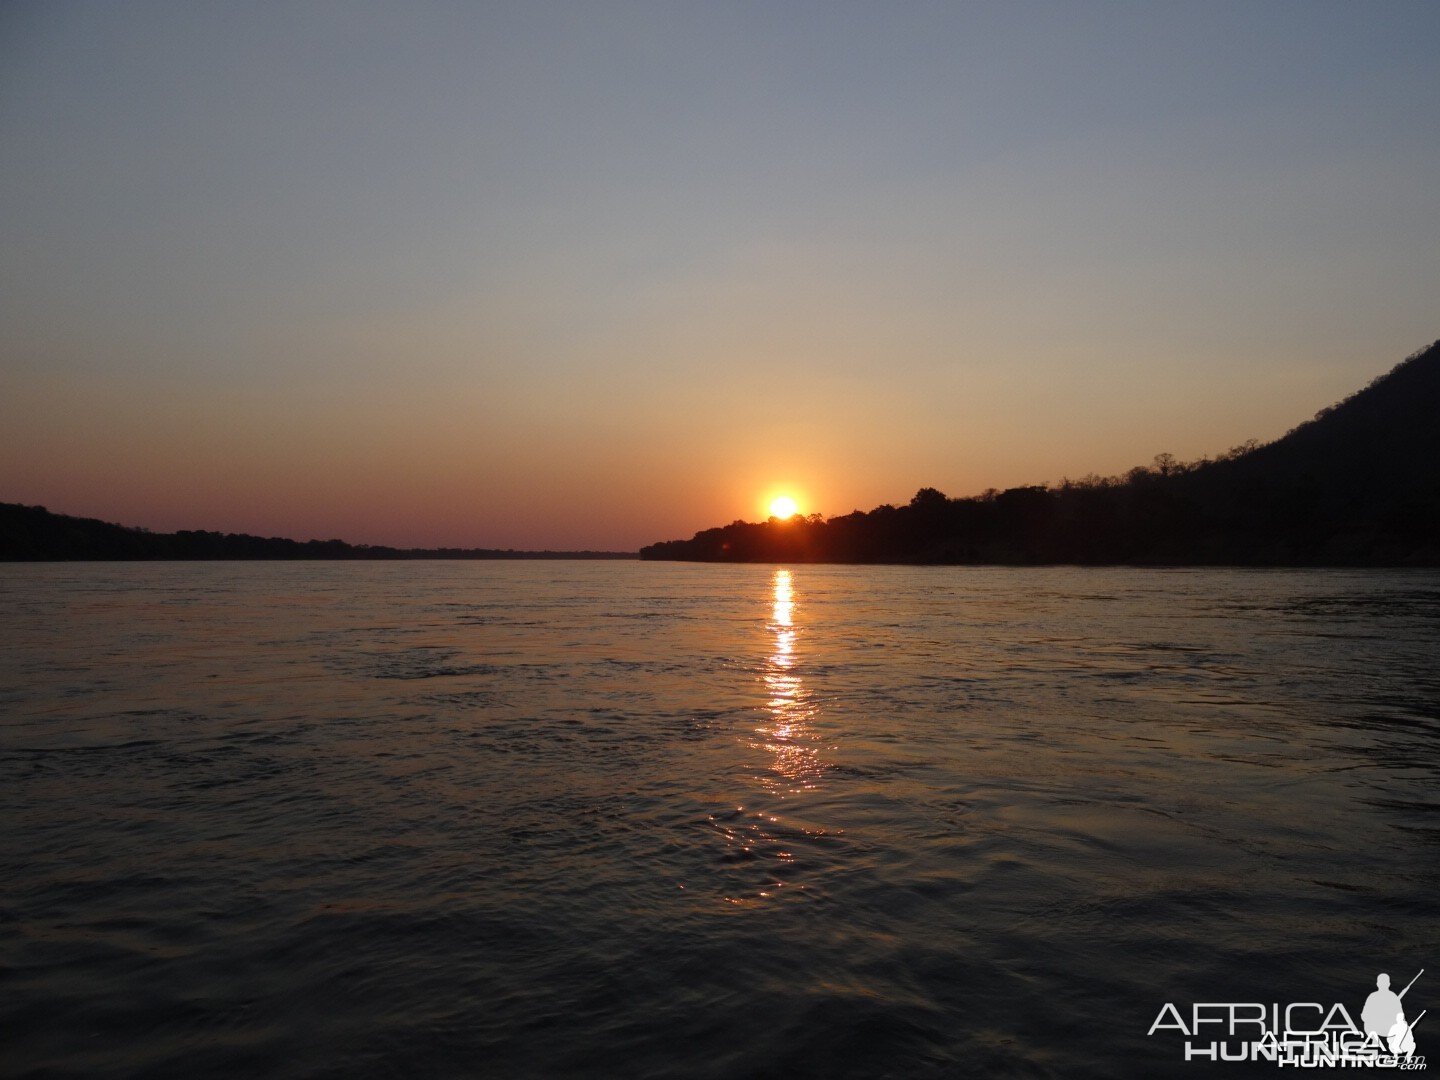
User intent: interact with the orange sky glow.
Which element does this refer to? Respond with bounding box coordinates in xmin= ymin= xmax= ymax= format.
xmin=2 ymin=5 xmax=1438 ymax=550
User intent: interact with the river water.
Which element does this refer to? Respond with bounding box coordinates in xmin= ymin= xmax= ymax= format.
xmin=2 ymin=562 xmax=1437 ymax=1078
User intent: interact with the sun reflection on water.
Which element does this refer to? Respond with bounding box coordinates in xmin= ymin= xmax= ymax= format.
xmin=706 ymin=569 xmax=837 ymax=906
xmin=758 ymin=568 xmax=825 ymax=795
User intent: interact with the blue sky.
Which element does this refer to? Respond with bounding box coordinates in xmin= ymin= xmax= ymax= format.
xmin=2 ymin=1 xmax=1437 ymax=548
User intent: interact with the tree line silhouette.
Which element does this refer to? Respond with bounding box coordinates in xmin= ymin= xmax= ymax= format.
xmin=642 ymin=340 xmax=1440 ymax=566
xmin=0 ymin=503 xmax=635 ymax=561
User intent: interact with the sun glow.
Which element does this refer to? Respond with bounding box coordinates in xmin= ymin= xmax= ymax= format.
xmin=768 ymin=495 xmax=799 ymax=519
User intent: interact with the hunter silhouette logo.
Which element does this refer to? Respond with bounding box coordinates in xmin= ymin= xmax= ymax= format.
xmin=1148 ymin=967 xmax=1427 ymax=1067
xmin=1364 ymin=971 xmax=1425 ymax=1062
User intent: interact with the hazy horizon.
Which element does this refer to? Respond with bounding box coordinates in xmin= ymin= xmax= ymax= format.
xmin=4 ymin=2 xmax=1439 ymax=550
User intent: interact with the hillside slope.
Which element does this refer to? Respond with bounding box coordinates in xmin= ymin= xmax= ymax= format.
xmin=641 ymin=340 xmax=1440 ymax=566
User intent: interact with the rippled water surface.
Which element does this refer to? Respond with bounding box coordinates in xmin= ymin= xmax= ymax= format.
xmin=2 ymin=563 xmax=1438 ymax=1078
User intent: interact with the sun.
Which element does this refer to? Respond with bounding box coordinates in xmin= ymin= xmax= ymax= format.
xmin=768 ymin=495 xmax=799 ymax=519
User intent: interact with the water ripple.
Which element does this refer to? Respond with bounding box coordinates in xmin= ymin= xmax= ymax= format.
xmin=1 ymin=563 xmax=1437 ymax=1078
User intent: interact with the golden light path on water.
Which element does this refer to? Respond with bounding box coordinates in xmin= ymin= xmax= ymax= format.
xmin=759 ymin=568 xmax=826 ymax=795
xmin=714 ymin=568 xmax=838 ymax=906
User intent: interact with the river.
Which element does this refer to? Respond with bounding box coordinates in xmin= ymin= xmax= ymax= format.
xmin=2 ymin=562 xmax=1437 ymax=1077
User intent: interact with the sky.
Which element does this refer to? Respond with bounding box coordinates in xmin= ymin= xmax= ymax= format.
xmin=2 ymin=1 xmax=1438 ymax=551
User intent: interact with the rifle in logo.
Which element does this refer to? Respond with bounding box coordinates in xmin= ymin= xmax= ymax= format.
xmin=1389 ymin=1008 xmax=1424 ymax=1057
xmin=1384 ymin=970 xmax=1424 ymax=1060
xmin=1399 ymin=969 xmax=1425 ymax=1000
xmin=1363 ymin=968 xmax=1424 ymax=1043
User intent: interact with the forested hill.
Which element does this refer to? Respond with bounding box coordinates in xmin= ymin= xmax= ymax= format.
xmin=0 ymin=504 xmax=635 ymax=561
xmin=641 ymin=340 xmax=1440 ymax=567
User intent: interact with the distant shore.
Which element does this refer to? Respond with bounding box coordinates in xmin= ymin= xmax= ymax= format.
xmin=0 ymin=503 xmax=635 ymax=562
xmin=643 ymin=340 xmax=1440 ymax=568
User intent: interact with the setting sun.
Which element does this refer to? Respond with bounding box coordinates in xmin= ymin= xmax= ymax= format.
xmin=768 ymin=496 xmax=799 ymax=519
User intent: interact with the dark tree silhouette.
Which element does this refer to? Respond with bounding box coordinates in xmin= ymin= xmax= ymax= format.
xmin=641 ymin=339 xmax=1440 ymax=567
xmin=0 ymin=504 xmax=636 ymax=561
